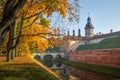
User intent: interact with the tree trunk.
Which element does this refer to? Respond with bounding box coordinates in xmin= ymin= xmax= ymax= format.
xmin=15 ymin=47 xmax=17 ymax=57
xmin=11 ymin=49 xmax=15 ymax=60
xmin=7 ymin=49 xmax=12 ymax=62
xmin=0 ymin=0 xmax=27 ymax=47
xmin=6 ymin=23 xmax=15 ymax=62
xmin=6 ymin=20 xmax=20 ymax=61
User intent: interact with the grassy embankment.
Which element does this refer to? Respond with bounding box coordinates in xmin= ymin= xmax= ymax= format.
xmin=0 ymin=55 xmax=61 ymax=80
xmin=76 ymin=36 xmax=120 ymax=51
xmin=69 ymin=36 xmax=120 ymax=77
xmin=63 ymin=60 xmax=120 ymax=77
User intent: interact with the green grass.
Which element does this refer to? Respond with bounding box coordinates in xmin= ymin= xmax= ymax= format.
xmin=0 ymin=63 xmax=59 ymax=80
xmin=63 ymin=60 xmax=120 ymax=77
xmin=0 ymin=55 xmax=60 ymax=80
xmin=76 ymin=36 xmax=120 ymax=51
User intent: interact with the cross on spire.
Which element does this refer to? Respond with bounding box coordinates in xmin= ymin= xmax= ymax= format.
xmin=88 ymin=12 xmax=90 ymax=16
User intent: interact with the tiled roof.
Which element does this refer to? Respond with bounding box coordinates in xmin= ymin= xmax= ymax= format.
xmin=90 ymin=31 xmax=120 ymax=40
xmin=64 ymin=31 xmax=120 ymax=41
xmin=63 ymin=36 xmax=82 ymax=40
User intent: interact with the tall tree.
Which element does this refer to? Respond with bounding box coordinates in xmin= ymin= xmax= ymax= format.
xmin=0 ymin=0 xmax=80 ymax=61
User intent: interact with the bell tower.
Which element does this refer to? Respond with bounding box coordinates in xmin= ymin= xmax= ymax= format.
xmin=85 ymin=16 xmax=94 ymax=37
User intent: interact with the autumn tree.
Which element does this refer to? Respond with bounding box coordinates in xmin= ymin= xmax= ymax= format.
xmin=0 ymin=0 xmax=80 ymax=61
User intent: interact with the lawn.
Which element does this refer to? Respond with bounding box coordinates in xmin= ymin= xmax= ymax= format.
xmin=0 ymin=55 xmax=61 ymax=80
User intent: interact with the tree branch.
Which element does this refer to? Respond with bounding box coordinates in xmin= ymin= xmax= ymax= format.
xmin=21 ymin=32 xmax=61 ymax=37
xmin=10 ymin=13 xmax=24 ymax=49
xmin=0 ymin=0 xmax=27 ymax=46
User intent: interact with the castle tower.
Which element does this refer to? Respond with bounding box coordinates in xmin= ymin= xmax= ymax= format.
xmin=85 ymin=16 xmax=94 ymax=37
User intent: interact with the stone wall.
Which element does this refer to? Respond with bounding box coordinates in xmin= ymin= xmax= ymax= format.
xmin=69 ymin=49 xmax=120 ymax=68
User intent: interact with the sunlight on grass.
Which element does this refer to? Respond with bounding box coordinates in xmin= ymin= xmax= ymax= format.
xmin=29 ymin=54 xmax=62 ymax=80
xmin=0 ymin=55 xmax=61 ymax=80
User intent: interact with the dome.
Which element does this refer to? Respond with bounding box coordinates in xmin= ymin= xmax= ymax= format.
xmin=85 ymin=16 xmax=94 ymax=29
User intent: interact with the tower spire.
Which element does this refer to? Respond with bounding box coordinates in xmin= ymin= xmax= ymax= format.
xmin=85 ymin=15 xmax=94 ymax=37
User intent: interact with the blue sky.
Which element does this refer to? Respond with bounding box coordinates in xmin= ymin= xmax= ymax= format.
xmin=68 ymin=0 xmax=120 ymax=36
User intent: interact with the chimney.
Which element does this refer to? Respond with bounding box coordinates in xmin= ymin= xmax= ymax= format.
xmin=97 ymin=33 xmax=98 ymax=35
xmin=99 ymin=32 xmax=102 ymax=35
xmin=67 ymin=31 xmax=69 ymax=36
xmin=110 ymin=29 xmax=113 ymax=33
xmin=73 ymin=30 xmax=75 ymax=36
xmin=78 ymin=29 xmax=81 ymax=37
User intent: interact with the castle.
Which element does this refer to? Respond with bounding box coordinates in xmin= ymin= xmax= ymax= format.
xmin=65 ymin=16 xmax=120 ymax=52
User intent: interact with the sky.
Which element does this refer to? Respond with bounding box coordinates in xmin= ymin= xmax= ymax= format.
xmin=68 ymin=0 xmax=120 ymax=36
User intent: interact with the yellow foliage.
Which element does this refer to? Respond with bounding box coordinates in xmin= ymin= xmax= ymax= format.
xmin=36 ymin=38 xmax=48 ymax=51
xmin=17 ymin=0 xmax=69 ymax=20
xmin=17 ymin=23 xmax=51 ymax=53
xmin=17 ymin=42 xmax=30 ymax=54
xmin=59 ymin=5 xmax=67 ymax=18
xmin=0 ymin=33 xmax=9 ymax=52
xmin=15 ymin=0 xmax=70 ymax=53
xmin=48 ymin=37 xmax=58 ymax=48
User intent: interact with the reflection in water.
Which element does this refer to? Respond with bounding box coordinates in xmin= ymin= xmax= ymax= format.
xmin=43 ymin=61 xmax=53 ymax=67
xmin=68 ymin=66 xmax=120 ymax=80
xmin=55 ymin=61 xmax=62 ymax=67
xmin=44 ymin=61 xmax=120 ymax=80
xmin=44 ymin=60 xmax=79 ymax=80
xmin=59 ymin=66 xmax=70 ymax=80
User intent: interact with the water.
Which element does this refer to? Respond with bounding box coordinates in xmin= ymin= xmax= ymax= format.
xmin=34 ymin=55 xmax=120 ymax=80
xmin=43 ymin=60 xmax=120 ymax=80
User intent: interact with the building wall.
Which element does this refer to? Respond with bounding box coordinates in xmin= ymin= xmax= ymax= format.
xmin=67 ymin=33 xmax=120 ymax=51
xmin=89 ymin=35 xmax=119 ymax=44
xmin=68 ymin=40 xmax=80 ymax=52
xmin=85 ymin=28 xmax=94 ymax=37
xmin=68 ymin=38 xmax=104 ymax=51
xmin=79 ymin=40 xmax=86 ymax=45
xmin=89 ymin=38 xmax=103 ymax=44
xmin=69 ymin=49 xmax=120 ymax=68
xmin=78 ymin=38 xmax=103 ymax=45
xmin=89 ymin=28 xmax=94 ymax=37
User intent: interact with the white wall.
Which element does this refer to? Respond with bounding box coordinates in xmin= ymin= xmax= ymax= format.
xmin=90 ymin=38 xmax=104 ymax=44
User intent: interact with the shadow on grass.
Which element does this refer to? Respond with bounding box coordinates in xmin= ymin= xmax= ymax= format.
xmin=0 ymin=63 xmax=59 ymax=80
